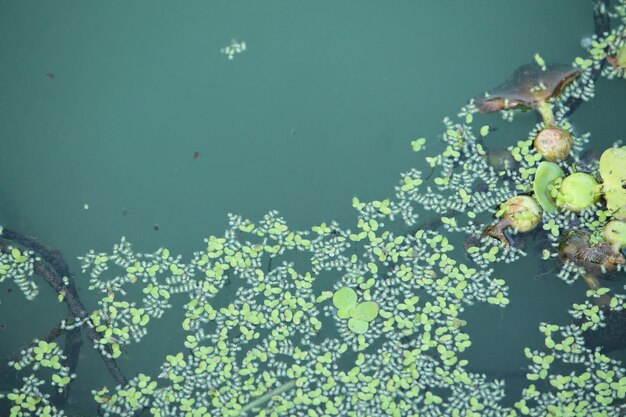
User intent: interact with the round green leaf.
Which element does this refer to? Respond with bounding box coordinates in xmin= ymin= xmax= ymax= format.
xmin=533 ymin=161 xmax=564 ymax=213
xmin=337 ymin=308 xmax=353 ymax=319
xmin=348 ymin=318 xmax=369 ymax=334
xmin=333 ymin=287 xmax=357 ymax=310
xmin=350 ymin=301 xmax=379 ymax=322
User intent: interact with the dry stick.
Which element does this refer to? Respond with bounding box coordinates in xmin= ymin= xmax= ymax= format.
xmin=0 ymin=228 xmax=128 ymax=386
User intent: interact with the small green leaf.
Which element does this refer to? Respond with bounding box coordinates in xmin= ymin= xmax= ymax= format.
xmin=333 ymin=287 xmax=358 ymax=311
xmin=350 ymin=301 xmax=379 ymax=322
xmin=348 ymin=318 xmax=369 ymax=334
xmin=411 ymin=138 xmax=426 ymax=152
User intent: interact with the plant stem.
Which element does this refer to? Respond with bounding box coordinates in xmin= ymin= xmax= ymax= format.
xmin=237 ymin=379 xmax=297 ymax=416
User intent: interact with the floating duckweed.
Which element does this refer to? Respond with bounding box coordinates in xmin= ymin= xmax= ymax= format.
xmin=332 ymin=287 xmax=357 ymax=311
xmin=534 ymin=53 xmax=546 ymax=70
xmin=411 ymin=137 xmax=426 ymax=152
xmin=8 ymin=7 xmax=626 ymax=416
xmin=350 ymin=301 xmax=379 ymax=322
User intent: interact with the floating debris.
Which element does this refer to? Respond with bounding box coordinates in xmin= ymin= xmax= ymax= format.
xmin=476 ymin=63 xmax=581 ymax=114
xmin=221 ymin=39 xmax=247 ymax=60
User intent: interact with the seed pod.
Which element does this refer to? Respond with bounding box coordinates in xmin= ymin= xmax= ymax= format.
xmin=485 ymin=195 xmax=542 ymax=246
xmin=599 ymin=146 xmax=626 ymax=188
xmin=605 ymin=189 xmax=626 ymax=220
xmin=603 ymin=220 xmax=626 ymax=253
xmin=599 ymin=147 xmax=626 ymax=220
xmin=556 ymin=173 xmax=601 ymax=212
xmin=534 ymin=126 xmax=573 ymax=161
xmin=487 ymin=148 xmax=519 ymax=172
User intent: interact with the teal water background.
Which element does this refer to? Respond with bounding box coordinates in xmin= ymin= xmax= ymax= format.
xmin=1 ymin=1 xmax=625 ymax=414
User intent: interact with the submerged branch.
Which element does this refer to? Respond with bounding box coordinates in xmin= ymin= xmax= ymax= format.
xmin=0 ymin=228 xmax=128 ymax=387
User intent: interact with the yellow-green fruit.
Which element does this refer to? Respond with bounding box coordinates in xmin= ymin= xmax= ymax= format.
xmin=485 ymin=195 xmax=543 ymax=246
xmin=605 ymin=189 xmax=626 ymax=220
xmin=599 ymin=146 xmax=626 ymax=189
xmin=502 ymin=195 xmax=543 ymax=232
xmin=603 ymin=220 xmax=626 ymax=252
xmin=599 ymin=147 xmax=626 ymax=220
xmin=618 ymin=46 xmax=626 ymax=67
xmin=533 ymin=126 xmax=573 ymax=162
xmin=556 ymin=172 xmax=601 ymax=212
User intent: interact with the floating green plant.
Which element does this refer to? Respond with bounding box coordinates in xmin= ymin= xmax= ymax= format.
xmin=332 ymin=287 xmax=379 ymax=334
xmin=532 ymin=161 xmax=565 ymax=213
xmin=2 ymin=3 xmax=626 ymax=417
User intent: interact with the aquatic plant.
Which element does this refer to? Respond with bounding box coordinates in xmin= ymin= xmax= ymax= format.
xmin=475 ymin=61 xmax=579 ymax=162
xmin=1 ymin=1 xmax=626 ymax=416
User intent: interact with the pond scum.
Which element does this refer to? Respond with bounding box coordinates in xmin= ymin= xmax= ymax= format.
xmin=2 ymin=2 xmax=626 ymax=417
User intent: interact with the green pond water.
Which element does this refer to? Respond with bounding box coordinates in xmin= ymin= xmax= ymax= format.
xmin=1 ymin=1 xmax=625 ymax=415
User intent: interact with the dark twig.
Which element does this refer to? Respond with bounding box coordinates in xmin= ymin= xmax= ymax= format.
xmin=1 ymin=318 xmax=67 ymax=366
xmin=0 ymin=318 xmax=68 ymax=395
xmin=0 ymin=228 xmax=128 ymax=386
xmin=0 ymin=229 xmax=86 ymax=406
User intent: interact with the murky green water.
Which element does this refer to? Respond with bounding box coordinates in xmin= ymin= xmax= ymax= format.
xmin=1 ymin=1 xmax=625 ymax=415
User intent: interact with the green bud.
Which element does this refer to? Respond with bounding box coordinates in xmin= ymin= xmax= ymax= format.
xmin=556 ymin=173 xmax=601 ymax=212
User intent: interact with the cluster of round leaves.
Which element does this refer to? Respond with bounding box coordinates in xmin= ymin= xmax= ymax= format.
xmin=2 ymin=340 xmax=75 ymax=417
xmin=586 ymin=2 xmax=626 ymax=81
xmin=331 ymin=287 xmax=379 ymax=334
xmin=514 ymin=303 xmax=626 ymax=417
xmin=69 ymin=195 xmax=516 ymax=417
xmin=8 ymin=341 xmax=73 ymax=389
xmin=0 ymin=245 xmax=37 ymax=301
